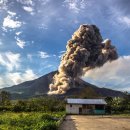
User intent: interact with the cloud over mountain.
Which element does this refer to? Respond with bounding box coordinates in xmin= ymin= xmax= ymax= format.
xmin=83 ymin=56 xmax=130 ymax=91
xmin=0 ymin=52 xmax=21 ymax=71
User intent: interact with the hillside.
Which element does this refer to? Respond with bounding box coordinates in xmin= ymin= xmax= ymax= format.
xmin=2 ymin=71 xmax=125 ymax=99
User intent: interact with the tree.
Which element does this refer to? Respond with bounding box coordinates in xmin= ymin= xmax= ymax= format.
xmin=0 ymin=91 xmax=11 ymax=106
xmin=105 ymin=97 xmax=113 ymax=114
xmin=111 ymin=97 xmax=123 ymax=113
xmin=13 ymin=100 xmax=27 ymax=112
xmin=120 ymin=94 xmax=130 ymax=112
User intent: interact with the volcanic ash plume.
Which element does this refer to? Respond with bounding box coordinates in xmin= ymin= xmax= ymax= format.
xmin=48 ymin=24 xmax=118 ymax=94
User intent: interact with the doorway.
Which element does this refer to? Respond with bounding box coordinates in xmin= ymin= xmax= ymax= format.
xmin=79 ymin=107 xmax=82 ymax=114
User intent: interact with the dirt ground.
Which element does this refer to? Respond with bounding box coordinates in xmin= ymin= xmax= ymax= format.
xmin=59 ymin=115 xmax=130 ymax=130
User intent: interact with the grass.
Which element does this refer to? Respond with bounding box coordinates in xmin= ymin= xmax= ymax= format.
xmin=112 ymin=113 xmax=130 ymax=118
xmin=0 ymin=111 xmax=65 ymax=130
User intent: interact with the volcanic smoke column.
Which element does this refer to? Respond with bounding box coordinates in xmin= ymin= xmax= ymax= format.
xmin=49 ymin=24 xmax=118 ymax=94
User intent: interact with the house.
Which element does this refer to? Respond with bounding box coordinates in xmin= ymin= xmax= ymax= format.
xmin=66 ymin=98 xmax=107 ymax=115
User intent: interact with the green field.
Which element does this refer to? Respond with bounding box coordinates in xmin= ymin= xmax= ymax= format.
xmin=0 ymin=112 xmax=65 ymax=130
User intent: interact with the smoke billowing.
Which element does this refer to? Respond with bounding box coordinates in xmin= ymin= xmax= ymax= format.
xmin=48 ymin=24 xmax=118 ymax=94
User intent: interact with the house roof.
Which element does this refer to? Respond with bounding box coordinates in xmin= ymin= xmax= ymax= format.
xmin=67 ymin=98 xmax=107 ymax=105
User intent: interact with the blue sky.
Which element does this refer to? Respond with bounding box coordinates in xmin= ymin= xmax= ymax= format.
xmin=0 ymin=0 xmax=130 ymax=92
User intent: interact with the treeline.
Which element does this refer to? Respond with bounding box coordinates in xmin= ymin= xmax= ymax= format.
xmin=0 ymin=91 xmax=65 ymax=112
xmin=105 ymin=94 xmax=130 ymax=114
xmin=1 ymin=90 xmax=130 ymax=114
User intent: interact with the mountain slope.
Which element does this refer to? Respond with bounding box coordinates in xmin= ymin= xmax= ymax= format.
xmin=2 ymin=71 xmax=125 ymax=99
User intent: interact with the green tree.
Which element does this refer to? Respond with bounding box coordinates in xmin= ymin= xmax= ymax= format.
xmin=111 ymin=97 xmax=123 ymax=113
xmin=105 ymin=97 xmax=113 ymax=114
xmin=120 ymin=94 xmax=130 ymax=112
xmin=0 ymin=91 xmax=11 ymax=106
xmin=13 ymin=100 xmax=27 ymax=112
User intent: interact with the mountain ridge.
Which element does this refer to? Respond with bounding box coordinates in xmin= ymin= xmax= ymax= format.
xmin=1 ymin=71 xmax=125 ymax=99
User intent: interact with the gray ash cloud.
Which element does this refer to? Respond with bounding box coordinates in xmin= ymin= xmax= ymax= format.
xmin=48 ymin=24 xmax=118 ymax=94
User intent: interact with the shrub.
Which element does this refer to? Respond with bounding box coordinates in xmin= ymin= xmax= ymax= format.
xmin=35 ymin=121 xmax=58 ymax=130
xmin=41 ymin=114 xmax=54 ymax=121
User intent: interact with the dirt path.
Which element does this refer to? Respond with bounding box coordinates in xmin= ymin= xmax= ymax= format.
xmin=59 ymin=115 xmax=130 ymax=130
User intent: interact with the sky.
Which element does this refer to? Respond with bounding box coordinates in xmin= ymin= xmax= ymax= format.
xmin=0 ymin=0 xmax=130 ymax=92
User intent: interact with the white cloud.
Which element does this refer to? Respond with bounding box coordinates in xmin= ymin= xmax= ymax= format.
xmin=118 ymin=16 xmax=130 ymax=28
xmin=7 ymin=69 xmax=37 ymax=85
xmin=0 ymin=52 xmax=21 ymax=71
xmin=38 ymin=51 xmax=50 ymax=59
xmin=0 ymin=69 xmax=38 ymax=88
xmin=7 ymin=72 xmax=22 ymax=85
xmin=82 ymin=56 xmax=130 ymax=92
xmin=109 ymin=6 xmax=130 ymax=29
xmin=16 ymin=37 xmax=25 ymax=49
xmin=7 ymin=11 xmax=16 ymax=16
xmin=27 ymin=54 xmax=32 ymax=61
xmin=63 ymin=0 xmax=87 ymax=13
xmin=17 ymin=0 xmax=34 ymax=15
xmin=16 ymin=31 xmax=22 ymax=36
xmin=39 ymin=24 xmax=48 ymax=30
xmin=22 ymin=69 xmax=38 ymax=81
xmin=16 ymin=0 xmax=34 ymax=6
xmin=41 ymin=0 xmax=50 ymax=5
xmin=43 ymin=64 xmax=53 ymax=69
xmin=59 ymin=50 xmax=66 ymax=54
xmin=3 ymin=15 xmax=22 ymax=29
xmin=0 ymin=0 xmax=8 ymax=10
xmin=23 ymin=6 xmax=34 ymax=15
xmin=58 ymin=50 xmax=66 ymax=58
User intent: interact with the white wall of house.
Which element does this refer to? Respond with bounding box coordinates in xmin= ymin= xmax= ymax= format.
xmin=66 ymin=104 xmax=82 ymax=114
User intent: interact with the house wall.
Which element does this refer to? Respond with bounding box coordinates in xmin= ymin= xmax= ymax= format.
xmin=66 ymin=104 xmax=82 ymax=114
xmin=82 ymin=104 xmax=95 ymax=114
xmin=66 ymin=104 xmax=106 ymax=114
xmin=94 ymin=110 xmax=105 ymax=114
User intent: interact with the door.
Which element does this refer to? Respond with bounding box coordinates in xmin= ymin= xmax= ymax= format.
xmin=79 ymin=107 xmax=82 ymax=114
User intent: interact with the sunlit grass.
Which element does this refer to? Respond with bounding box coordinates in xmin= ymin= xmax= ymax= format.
xmin=0 ymin=111 xmax=65 ymax=130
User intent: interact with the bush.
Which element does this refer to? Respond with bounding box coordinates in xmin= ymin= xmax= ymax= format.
xmin=12 ymin=100 xmax=27 ymax=112
xmin=0 ymin=106 xmax=13 ymax=111
xmin=41 ymin=114 xmax=54 ymax=121
xmin=35 ymin=121 xmax=58 ymax=130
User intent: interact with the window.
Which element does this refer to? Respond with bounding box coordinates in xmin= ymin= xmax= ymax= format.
xmin=87 ymin=105 xmax=93 ymax=109
xmin=95 ymin=105 xmax=104 ymax=110
xmin=82 ymin=104 xmax=86 ymax=108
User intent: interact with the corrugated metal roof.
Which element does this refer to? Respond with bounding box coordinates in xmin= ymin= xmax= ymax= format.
xmin=67 ymin=99 xmax=107 ymax=105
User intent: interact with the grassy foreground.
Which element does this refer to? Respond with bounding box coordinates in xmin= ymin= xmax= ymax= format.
xmin=0 ymin=112 xmax=65 ymax=130
xmin=112 ymin=113 xmax=130 ymax=117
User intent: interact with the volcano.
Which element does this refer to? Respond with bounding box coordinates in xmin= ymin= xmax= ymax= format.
xmin=1 ymin=71 xmax=125 ymax=99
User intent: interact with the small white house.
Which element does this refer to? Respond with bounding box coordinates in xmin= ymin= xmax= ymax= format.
xmin=66 ymin=98 xmax=107 ymax=115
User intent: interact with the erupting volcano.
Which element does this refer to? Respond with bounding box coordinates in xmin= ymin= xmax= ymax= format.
xmin=49 ymin=24 xmax=118 ymax=94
